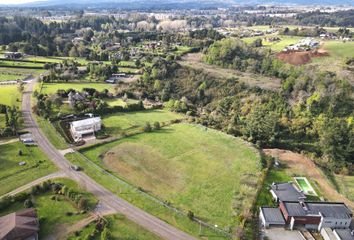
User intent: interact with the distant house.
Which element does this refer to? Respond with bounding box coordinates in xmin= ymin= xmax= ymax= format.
xmin=279 ymin=201 xmax=352 ymax=231
xmin=4 ymin=52 xmax=22 ymax=60
xmin=270 ymin=182 xmax=306 ymax=202
xmin=70 ymin=117 xmax=102 ymax=142
xmin=259 ymin=207 xmax=286 ymax=228
xmin=0 ymin=208 xmax=39 ymax=240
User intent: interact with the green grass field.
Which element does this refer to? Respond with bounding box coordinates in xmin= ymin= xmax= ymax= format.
xmin=40 ymin=83 xmax=115 ymax=95
xmin=81 ymin=123 xmax=262 ymax=228
xmin=106 ymin=98 xmax=138 ymax=107
xmin=68 ymin=214 xmax=161 ymax=240
xmin=102 ymin=109 xmax=184 ymax=135
xmin=0 ymin=141 xmax=57 ymax=195
xmin=0 ymin=60 xmax=44 ymax=68
xmin=35 ymin=116 xmax=68 ymax=150
xmin=0 ymin=73 xmax=23 ymax=81
xmin=336 ymin=175 xmax=354 ymax=203
xmin=0 ymin=178 xmax=96 ymax=238
xmin=0 ymin=85 xmax=21 ymax=107
xmin=322 ymin=40 xmax=354 ymax=59
xmin=242 ymin=35 xmax=302 ymax=52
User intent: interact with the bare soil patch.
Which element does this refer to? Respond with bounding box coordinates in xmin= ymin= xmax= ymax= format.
xmin=263 ymin=148 xmax=354 ymax=210
xmin=276 ymin=49 xmax=329 ymax=65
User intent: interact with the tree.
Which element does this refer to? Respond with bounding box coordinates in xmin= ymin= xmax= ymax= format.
xmin=153 ymin=122 xmax=161 ymax=130
xmin=24 ymin=199 xmax=33 ymax=208
xmin=78 ymin=197 xmax=89 ymax=210
xmin=187 ymin=210 xmax=194 ymax=220
xmin=143 ymin=122 xmax=152 ymax=132
xmin=101 ymin=227 xmax=111 ymax=240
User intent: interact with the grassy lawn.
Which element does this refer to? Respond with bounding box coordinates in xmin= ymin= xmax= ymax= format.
xmin=66 ymin=151 xmax=228 ymax=239
xmin=0 ymin=178 xmax=96 ymax=238
xmin=336 ymin=175 xmax=354 ymax=203
xmin=40 ymin=83 xmax=115 ymax=95
xmin=0 ymin=85 xmax=21 ymax=107
xmin=102 ymin=109 xmax=184 ymax=135
xmin=322 ymin=40 xmax=354 ymax=59
xmin=0 ymin=141 xmax=57 ymax=195
xmin=0 ymin=60 xmax=44 ymax=68
xmin=0 ymin=73 xmax=24 ymax=81
xmin=35 ymin=115 xmax=68 ymax=150
xmin=81 ymin=123 xmax=262 ymax=229
xmin=242 ymin=35 xmax=303 ymax=52
xmin=68 ymin=214 xmax=161 ymax=240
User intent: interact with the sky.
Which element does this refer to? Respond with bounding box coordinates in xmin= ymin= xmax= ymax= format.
xmin=0 ymin=0 xmax=46 ymax=4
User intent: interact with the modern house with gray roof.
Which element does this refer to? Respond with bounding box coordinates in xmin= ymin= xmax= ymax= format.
xmin=333 ymin=229 xmax=354 ymax=240
xmin=279 ymin=201 xmax=352 ymax=231
xmin=259 ymin=207 xmax=286 ymax=228
xmin=270 ymin=182 xmax=306 ymax=202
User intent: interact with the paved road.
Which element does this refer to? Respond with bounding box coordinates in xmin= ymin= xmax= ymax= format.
xmin=22 ymin=79 xmax=196 ymax=240
xmin=2 ymin=171 xmax=66 ymax=197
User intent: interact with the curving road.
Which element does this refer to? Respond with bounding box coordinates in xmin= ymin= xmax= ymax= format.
xmin=22 ymin=79 xmax=196 ymax=240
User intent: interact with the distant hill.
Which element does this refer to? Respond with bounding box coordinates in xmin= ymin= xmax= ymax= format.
xmin=1 ymin=0 xmax=353 ymax=8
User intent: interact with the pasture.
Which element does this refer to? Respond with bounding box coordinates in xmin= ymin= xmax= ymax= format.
xmin=322 ymin=40 xmax=354 ymax=59
xmin=0 ymin=141 xmax=57 ymax=195
xmin=81 ymin=123 xmax=262 ymax=228
xmin=0 ymin=85 xmax=21 ymax=107
xmin=68 ymin=214 xmax=161 ymax=240
xmin=0 ymin=60 xmax=44 ymax=68
xmin=40 ymin=83 xmax=115 ymax=95
xmin=102 ymin=109 xmax=184 ymax=135
xmin=242 ymin=35 xmax=302 ymax=52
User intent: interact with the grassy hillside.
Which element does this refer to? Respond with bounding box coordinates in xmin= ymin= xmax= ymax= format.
xmin=0 ymin=141 xmax=57 ymax=195
xmin=81 ymin=123 xmax=262 ymax=228
xmin=102 ymin=109 xmax=184 ymax=135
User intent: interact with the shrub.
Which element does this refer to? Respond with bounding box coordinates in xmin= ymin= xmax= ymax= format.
xmin=153 ymin=121 xmax=161 ymax=130
xmin=78 ymin=197 xmax=89 ymax=210
xmin=143 ymin=122 xmax=152 ymax=132
xmin=24 ymin=199 xmax=33 ymax=208
xmin=187 ymin=210 xmax=194 ymax=220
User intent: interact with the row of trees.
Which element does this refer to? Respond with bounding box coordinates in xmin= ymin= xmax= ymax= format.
xmin=0 ymin=104 xmax=19 ymax=137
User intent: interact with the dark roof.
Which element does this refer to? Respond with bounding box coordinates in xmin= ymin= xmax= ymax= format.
xmin=261 ymin=207 xmax=286 ymax=224
xmin=0 ymin=208 xmax=39 ymax=240
xmin=270 ymin=182 xmax=306 ymax=202
xmin=282 ymin=201 xmax=352 ymax=219
xmin=334 ymin=229 xmax=354 ymax=240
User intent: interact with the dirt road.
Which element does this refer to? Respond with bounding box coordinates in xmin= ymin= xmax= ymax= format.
xmin=263 ymin=148 xmax=354 ymax=210
xmin=22 ymin=78 xmax=196 ymax=240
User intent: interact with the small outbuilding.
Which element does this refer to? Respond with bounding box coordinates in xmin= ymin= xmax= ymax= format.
xmin=259 ymin=207 xmax=286 ymax=228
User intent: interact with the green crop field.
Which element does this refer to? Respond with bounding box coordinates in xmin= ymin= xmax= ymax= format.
xmin=102 ymin=109 xmax=184 ymax=135
xmin=40 ymin=83 xmax=115 ymax=95
xmin=0 ymin=85 xmax=21 ymax=107
xmin=106 ymin=98 xmax=138 ymax=107
xmin=0 ymin=141 xmax=57 ymax=195
xmin=68 ymin=214 xmax=161 ymax=240
xmin=81 ymin=123 xmax=262 ymax=228
xmin=0 ymin=178 xmax=96 ymax=238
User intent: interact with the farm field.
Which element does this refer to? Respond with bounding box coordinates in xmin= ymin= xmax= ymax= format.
xmin=81 ymin=123 xmax=262 ymax=228
xmin=102 ymin=109 xmax=184 ymax=135
xmin=40 ymin=82 xmax=115 ymax=94
xmin=106 ymin=98 xmax=138 ymax=107
xmin=68 ymin=214 xmax=161 ymax=240
xmin=0 ymin=141 xmax=57 ymax=195
xmin=0 ymin=178 xmax=96 ymax=238
xmin=322 ymin=40 xmax=354 ymax=59
xmin=0 ymin=85 xmax=21 ymax=107
xmin=0 ymin=73 xmax=23 ymax=81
